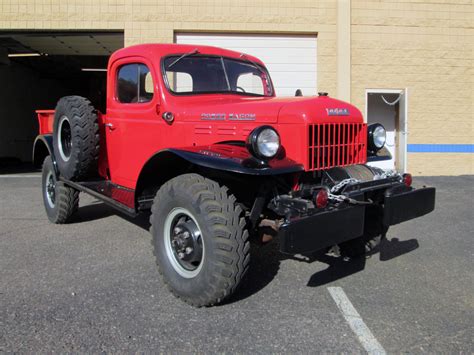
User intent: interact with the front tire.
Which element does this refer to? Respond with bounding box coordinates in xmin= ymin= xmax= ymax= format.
xmin=42 ymin=156 xmax=79 ymax=224
xmin=150 ymin=174 xmax=250 ymax=307
xmin=338 ymin=205 xmax=387 ymax=258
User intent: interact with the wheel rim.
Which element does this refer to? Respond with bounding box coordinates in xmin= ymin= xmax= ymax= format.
xmin=58 ymin=115 xmax=72 ymax=162
xmin=164 ymin=207 xmax=205 ymax=278
xmin=45 ymin=170 xmax=56 ymax=208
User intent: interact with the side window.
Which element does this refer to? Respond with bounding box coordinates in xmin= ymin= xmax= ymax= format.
xmin=236 ymin=72 xmax=264 ymax=95
xmin=117 ymin=64 xmax=138 ymax=103
xmin=166 ymin=71 xmax=193 ymax=93
xmin=117 ymin=63 xmax=154 ymax=103
xmin=139 ymin=64 xmax=153 ymax=102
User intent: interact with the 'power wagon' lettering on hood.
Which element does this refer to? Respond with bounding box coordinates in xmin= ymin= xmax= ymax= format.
xmin=201 ymin=113 xmax=256 ymax=121
xmin=326 ymin=108 xmax=349 ymax=116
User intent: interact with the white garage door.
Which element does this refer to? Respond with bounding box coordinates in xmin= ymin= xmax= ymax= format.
xmin=176 ymin=33 xmax=317 ymax=97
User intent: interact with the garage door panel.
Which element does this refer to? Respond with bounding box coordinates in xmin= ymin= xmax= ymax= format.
xmin=271 ymin=73 xmax=316 ymax=84
xmin=176 ymin=33 xmax=317 ymax=97
xmin=180 ymin=35 xmax=316 ymax=48
xmin=246 ymin=48 xmax=316 ymax=60
xmin=277 ymin=88 xmax=315 ymax=96
xmin=267 ymin=63 xmax=317 ymax=72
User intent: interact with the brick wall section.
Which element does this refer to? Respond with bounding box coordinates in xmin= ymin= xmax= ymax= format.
xmin=1 ymin=0 xmax=472 ymax=175
xmin=409 ymin=153 xmax=473 ymax=176
xmin=0 ymin=0 xmax=337 ymax=95
xmin=351 ymin=0 xmax=473 ymax=175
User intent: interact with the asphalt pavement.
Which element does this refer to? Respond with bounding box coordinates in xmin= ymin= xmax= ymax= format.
xmin=1 ymin=172 xmax=473 ymax=353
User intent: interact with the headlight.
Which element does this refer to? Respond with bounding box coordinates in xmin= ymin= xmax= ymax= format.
xmin=247 ymin=126 xmax=281 ymax=160
xmin=368 ymin=123 xmax=386 ymax=152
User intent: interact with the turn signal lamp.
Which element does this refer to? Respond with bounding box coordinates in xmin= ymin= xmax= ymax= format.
xmin=403 ymin=173 xmax=413 ymax=187
xmin=315 ymin=189 xmax=329 ymax=208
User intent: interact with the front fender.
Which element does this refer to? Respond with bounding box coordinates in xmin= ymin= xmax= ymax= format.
xmin=134 ymin=143 xmax=304 ymax=205
xmin=168 ymin=143 xmax=304 ymax=176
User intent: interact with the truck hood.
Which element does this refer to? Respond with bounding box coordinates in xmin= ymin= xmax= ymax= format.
xmin=176 ymin=95 xmax=363 ymax=124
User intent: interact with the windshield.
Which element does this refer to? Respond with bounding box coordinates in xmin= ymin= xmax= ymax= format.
xmin=163 ymin=55 xmax=273 ymax=97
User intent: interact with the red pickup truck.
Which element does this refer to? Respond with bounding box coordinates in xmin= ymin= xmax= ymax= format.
xmin=33 ymin=44 xmax=435 ymax=306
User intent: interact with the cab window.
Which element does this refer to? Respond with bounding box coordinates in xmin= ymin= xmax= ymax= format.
xmin=163 ymin=56 xmax=273 ymax=96
xmin=117 ymin=63 xmax=154 ymax=103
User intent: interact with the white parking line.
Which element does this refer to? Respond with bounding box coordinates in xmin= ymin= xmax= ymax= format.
xmin=0 ymin=175 xmax=41 ymax=178
xmin=328 ymin=286 xmax=386 ymax=355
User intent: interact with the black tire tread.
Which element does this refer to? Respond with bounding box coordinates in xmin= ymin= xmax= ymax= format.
xmin=339 ymin=206 xmax=386 ymax=259
xmin=150 ymin=174 xmax=250 ymax=307
xmin=53 ymin=182 xmax=80 ymax=224
xmin=42 ymin=156 xmax=79 ymax=224
xmin=339 ymin=234 xmax=382 ymax=258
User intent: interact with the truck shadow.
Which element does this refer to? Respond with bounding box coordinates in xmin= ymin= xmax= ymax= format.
xmin=226 ymin=235 xmax=419 ymax=304
xmin=71 ymin=202 xmax=152 ymax=228
xmin=71 ymin=202 xmax=116 ymax=222
xmin=304 ymin=236 xmax=419 ymax=287
xmin=223 ymin=239 xmax=283 ymax=305
xmin=71 ymin=204 xmax=419 ymax=303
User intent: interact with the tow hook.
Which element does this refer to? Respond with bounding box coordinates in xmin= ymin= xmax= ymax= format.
xmin=258 ymin=219 xmax=282 ymax=244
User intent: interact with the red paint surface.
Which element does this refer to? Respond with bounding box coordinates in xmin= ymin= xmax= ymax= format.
xmin=37 ymin=44 xmax=367 ymax=189
xmin=35 ymin=110 xmax=55 ymax=135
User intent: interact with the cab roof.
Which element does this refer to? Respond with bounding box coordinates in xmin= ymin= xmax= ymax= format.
xmin=109 ymin=43 xmax=265 ymax=67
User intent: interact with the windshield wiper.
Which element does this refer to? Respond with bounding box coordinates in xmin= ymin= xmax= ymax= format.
xmin=168 ymin=49 xmax=199 ymax=68
xmin=239 ymin=53 xmax=264 ymax=74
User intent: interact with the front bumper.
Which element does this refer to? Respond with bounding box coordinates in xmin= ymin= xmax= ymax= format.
xmin=279 ymin=205 xmax=365 ymax=254
xmin=383 ymin=186 xmax=435 ymax=226
xmin=278 ymin=184 xmax=436 ymax=255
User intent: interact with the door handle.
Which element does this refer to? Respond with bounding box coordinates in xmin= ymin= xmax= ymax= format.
xmin=105 ymin=123 xmax=115 ymax=130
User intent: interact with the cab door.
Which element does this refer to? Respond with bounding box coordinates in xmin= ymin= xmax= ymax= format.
xmin=106 ymin=58 xmax=163 ymax=189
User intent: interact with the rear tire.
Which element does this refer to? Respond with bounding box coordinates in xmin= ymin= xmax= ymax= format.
xmin=42 ymin=156 xmax=79 ymax=224
xmin=53 ymin=96 xmax=99 ymax=181
xmin=150 ymin=174 xmax=250 ymax=307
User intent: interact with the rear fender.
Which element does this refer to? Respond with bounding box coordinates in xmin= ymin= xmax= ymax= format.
xmin=32 ymin=134 xmax=59 ymax=176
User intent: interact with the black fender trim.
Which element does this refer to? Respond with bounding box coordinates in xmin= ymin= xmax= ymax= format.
xmin=166 ymin=144 xmax=304 ymax=176
xmin=367 ymin=154 xmax=392 ymax=162
xmin=134 ymin=143 xmax=304 ymax=206
xmin=32 ymin=134 xmax=59 ymax=176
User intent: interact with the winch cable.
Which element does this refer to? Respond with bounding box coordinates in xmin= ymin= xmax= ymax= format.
xmin=327 ymin=178 xmax=376 ymax=205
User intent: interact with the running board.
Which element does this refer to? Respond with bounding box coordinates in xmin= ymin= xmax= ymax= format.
xmin=60 ymin=178 xmax=137 ymax=217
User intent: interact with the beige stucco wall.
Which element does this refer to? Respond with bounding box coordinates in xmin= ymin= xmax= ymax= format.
xmin=0 ymin=0 xmax=338 ymax=96
xmin=1 ymin=0 xmax=473 ymax=175
xmin=351 ymin=0 xmax=473 ymax=175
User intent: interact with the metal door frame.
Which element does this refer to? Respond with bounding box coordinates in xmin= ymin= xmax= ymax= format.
xmin=365 ymin=88 xmax=408 ymax=173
